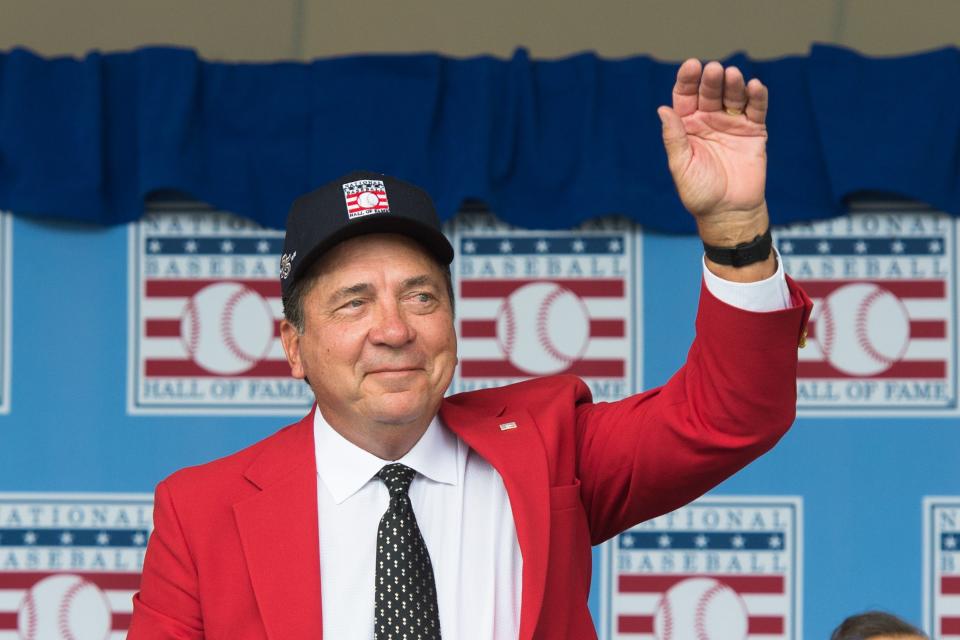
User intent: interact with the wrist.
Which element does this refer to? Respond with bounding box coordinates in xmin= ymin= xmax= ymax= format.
xmin=698 ymin=203 xmax=775 ymax=283
xmin=695 ymin=203 xmax=769 ymax=247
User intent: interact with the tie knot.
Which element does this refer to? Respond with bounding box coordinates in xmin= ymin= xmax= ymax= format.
xmin=377 ymin=463 xmax=416 ymax=496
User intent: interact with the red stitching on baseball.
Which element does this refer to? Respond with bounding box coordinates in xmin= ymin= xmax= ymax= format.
xmin=855 ymin=286 xmax=907 ymax=368
xmin=221 ymin=287 xmax=262 ymax=364
xmin=181 ymin=297 xmax=201 ymax=359
xmin=20 ymin=590 xmax=37 ymax=640
xmin=818 ymin=301 xmax=835 ymax=357
xmin=657 ymin=592 xmax=674 ymax=640
xmin=536 ymin=285 xmax=589 ymax=365
xmin=694 ymin=583 xmax=725 ymax=640
xmin=496 ymin=299 xmax=516 ymax=357
xmin=58 ymin=579 xmax=88 ymax=640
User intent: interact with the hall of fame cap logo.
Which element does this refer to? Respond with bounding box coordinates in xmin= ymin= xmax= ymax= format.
xmin=924 ymin=497 xmax=960 ymax=639
xmin=0 ymin=493 xmax=152 ymax=639
xmin=128 ymin=208 xmax=315 ymax=415
xmin=776 ymin=208 xmax=957 ymax=415
xmin=0 ymin=212 xmax=10 ymax=415
xmin=342 ymin=179 xmax=390 ymax=219
xmin=449 ymin=213 xmax=639 ymax=402
xmin=601 ymin=496 xmax=802 ymax=640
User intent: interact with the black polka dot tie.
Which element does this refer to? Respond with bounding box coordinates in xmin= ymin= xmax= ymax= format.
xmin=374 ymin=463 xmax=442 ymax=640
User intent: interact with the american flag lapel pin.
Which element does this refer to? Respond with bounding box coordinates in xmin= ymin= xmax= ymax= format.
xmin=499 ymin=421 xmax=518 ymax=431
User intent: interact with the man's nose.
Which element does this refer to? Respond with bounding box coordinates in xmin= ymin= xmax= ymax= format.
xmin=368 ymin=301 xmax=416 ymax=346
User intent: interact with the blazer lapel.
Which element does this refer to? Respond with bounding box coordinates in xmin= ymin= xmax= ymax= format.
xmin=440 ymin=399 xmax=550 ymax=640
xmin=233 ymin=410 xmax=323 ymax=639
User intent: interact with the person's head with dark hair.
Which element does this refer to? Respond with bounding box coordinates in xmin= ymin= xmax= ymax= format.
xmin=830 ymin=611 xmax=927 ymax=640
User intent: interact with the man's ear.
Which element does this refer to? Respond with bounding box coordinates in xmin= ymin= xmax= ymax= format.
xmin=279 ymin=319 xmax=306 ymax=380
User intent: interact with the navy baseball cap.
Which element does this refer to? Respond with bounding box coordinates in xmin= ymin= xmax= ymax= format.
xmin=279 ymin=170 xmax=454 ymax=297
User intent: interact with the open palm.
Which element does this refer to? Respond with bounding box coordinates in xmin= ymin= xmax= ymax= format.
xmin=659 ymin=60 xmax=769 ymax=220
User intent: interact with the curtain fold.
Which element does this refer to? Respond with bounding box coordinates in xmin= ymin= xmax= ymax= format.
xmin=0 ymin=44 xmax=957 ymax=231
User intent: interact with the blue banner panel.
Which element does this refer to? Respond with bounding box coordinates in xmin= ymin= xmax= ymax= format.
xmin=0 ymin=493 xmax=153 ymax=637
xmin=601 ymin=497 xmax=802 ymax=639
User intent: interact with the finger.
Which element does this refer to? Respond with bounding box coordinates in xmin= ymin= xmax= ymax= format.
xmin=744 ymin=78 xmax=769 ymax=124
xmin=722 ymin=66 xmax=747 ymax=114
xmin=672 ymin=58 xmax=702 ymax=117
xmin=697 ymin=61 xmax=724 ymax=112
xmin=657 ymin=106 xmax=692 ymax=177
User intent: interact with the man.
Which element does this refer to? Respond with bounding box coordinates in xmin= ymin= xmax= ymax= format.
xmin=129 ymin=59 xmax=811 ymax=639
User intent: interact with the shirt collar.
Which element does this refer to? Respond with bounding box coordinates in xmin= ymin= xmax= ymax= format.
xmin=313 ymin=407 xmax=458 ymax=505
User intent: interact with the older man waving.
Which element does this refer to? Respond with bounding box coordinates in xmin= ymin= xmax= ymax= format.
xmin=129 ymin=59 xmax=811 ymax=640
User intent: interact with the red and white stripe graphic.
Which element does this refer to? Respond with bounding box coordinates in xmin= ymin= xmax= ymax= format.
xmin=939 ymin=576 xmax=960 ymax=637
xmin=141 ymin=278 xmax=288 ymax=378
xmin=800 ymin=279 xmax=949 ymax=379
xmin=457 ymin=278 xmax=628 ymax=379
xmin=0 ymin=572 xmax=138 ymax=639
xmin=614 ymin=574 xmax=787 ymax=639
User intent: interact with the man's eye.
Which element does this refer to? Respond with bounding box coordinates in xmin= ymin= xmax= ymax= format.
xmin=409 ymin=292 xmax=437 ymax=304
xmin=345 ymin=299 xmax=364 ymax=309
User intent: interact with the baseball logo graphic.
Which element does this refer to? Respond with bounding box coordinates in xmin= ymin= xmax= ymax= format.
xmin=17 ymin=574 xmax=111 ymax=640
xmin=356 ymin=191 xmax=380 ymax=209
xmin=653 ymin=577 xmax=748 ymax=640
xmin=816 ymin=283 xmax=911 ymax=376
xmin=180 ymin=282 xmax=276 ymax=376
xmin=495 ymin=282 xmax=590 ymax=375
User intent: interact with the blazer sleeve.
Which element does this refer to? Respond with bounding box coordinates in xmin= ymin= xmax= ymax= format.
xmin=128 ymin=480 xmax=205 ymax=639
xmin=575 ymin=276 xmax=811 ymax=544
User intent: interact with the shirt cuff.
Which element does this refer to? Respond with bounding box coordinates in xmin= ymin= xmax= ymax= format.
xmin=701 ymin=249 xmax=790 ymax=312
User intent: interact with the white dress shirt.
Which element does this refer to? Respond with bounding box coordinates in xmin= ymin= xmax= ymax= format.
xmin=313 ymin=257 xmax=790 ymax=639
xmin=702 ymin=250 xmax=791 ymax=312
xmin=315 ymin=412 xmax=523 ymax=639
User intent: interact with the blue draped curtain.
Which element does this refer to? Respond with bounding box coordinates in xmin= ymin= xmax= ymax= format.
xmin=0 ymin=44 xmax=957 ymax=232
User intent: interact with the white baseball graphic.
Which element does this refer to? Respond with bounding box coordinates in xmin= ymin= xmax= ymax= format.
xmin=180 ymin=282 xmax=276 ymax=375
xmin=356 ymin=191 xmax=380 ymax=208
xmin=17 ymin=574 xmax=111 ymax=640
xmin=817 ymin=283 xmax=910 ymax=376
xmin=495 ymin=282 xmax=590 ymax=375
xmin=653 ymin=577 xmax=748 ymax=640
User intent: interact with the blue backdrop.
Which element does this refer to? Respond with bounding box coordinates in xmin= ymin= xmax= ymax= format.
xmin=0 ymin=43 xmax=959 ymax=639
xmin=1 ymin=202 xmax=959 ymax=637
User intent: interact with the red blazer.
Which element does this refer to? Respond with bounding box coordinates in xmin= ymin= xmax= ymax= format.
xmin=129 ymin=280 xmax=811 ymax=639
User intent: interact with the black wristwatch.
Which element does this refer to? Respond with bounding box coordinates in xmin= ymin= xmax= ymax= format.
xmin=702 ymin=227 xmax=773 ymax=267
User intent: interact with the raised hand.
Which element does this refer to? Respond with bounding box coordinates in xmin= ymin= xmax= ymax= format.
xmin=658 ymin=59 xmax=770 ymax=249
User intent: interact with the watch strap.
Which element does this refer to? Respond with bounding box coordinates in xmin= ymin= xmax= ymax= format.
xmin=702 ymin=227 xmax=773 ymax=267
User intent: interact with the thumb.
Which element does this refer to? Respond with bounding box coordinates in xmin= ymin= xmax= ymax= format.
xmin=657 ymin=106 xmax=691 ymax=177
